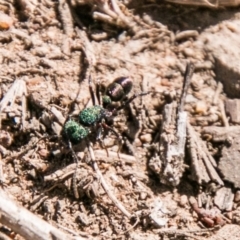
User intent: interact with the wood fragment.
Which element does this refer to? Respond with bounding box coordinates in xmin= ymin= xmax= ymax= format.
xmin=0 ymin=78 xmax=27 ymax=128
xmin=187 ymin=122 xmax=224 ymax=185
xmin=149 ymin=63 xmax=194 ymax=186
xmin=175 ymin=30 xmax=199 ymax=42
xmin=44 ymin=163 xmax=76 ymax=182
xmin=214 ymin=187 xmax=234 ymax=211
xmin=88 ymin=143 xmax=132 ymax=219
xmin=58 ymin=0 xmax=74 ymax=37
xmin=166 ymin=0 xmax=240 ymax=7
xmin=94 ymin=149 xmax=136 ymax=164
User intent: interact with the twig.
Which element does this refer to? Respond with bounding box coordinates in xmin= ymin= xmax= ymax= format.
xmin=0 ymin=231 xmax=12 ymax=240
xmin=151 ymin=63 xmax=194 ymax=186
xmin=58 ymin=0 xmax=74 ymax=37
xmin=166 ymin=0 xmax=220 ymax=8
xmin=88 ymin=143 xmax=132 ymax=219
xmin=179 ymin=62 xmax=195 ymax=112
xmin=212 ymin=82 xmax=223 ymax=105
xmin=187 ymin=122 xmax=224 ymax=185
xmin=76 ymin=28 xmax=96 ymax=68
xmin=94 ymin=149 xmax=136 ymax=164
xmin=0 ymin=78 xmax=27 ymax=128
xmin=175 ymin=30 xmax=199 ymax=42
xmin=218 ymin=99 xmax=229 ymax=127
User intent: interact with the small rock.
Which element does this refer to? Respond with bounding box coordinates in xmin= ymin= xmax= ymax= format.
xmin=179 ymin=195 xmax=188 ymax=207
xmin=182 ymin=48 xmax=194 ymax=57
xmin=140 ymin=133 xmax=152 ymax=143
xmin=218 ymin=136 xmax=240 ymax=189
xmin=234 ymin=190 xmax=240 ymax=202
xmin=200 ymin=20 xmax=240 ymax=98
xmin=0 ymin=12 xmax=13 ymax=30
xmin=214 ymin=187 xmax=234 ymax=211
xmin=224 ymin=211 xmax=233 ymax=220
xmin=139 ymin=192 xmax=148 ymax=200
xmin=194 ymin=101 xmax=208 ymax=114
xmin=225 ymin=99 xmax=240 ymax=124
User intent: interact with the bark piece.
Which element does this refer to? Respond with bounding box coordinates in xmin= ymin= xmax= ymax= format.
xmin=187 ymin=123 xmax=223 ymax=185
xmin=149 ymin=63 xmax=194 ymax=186
xmin=166 ymin=0 xmax=240 ymax=7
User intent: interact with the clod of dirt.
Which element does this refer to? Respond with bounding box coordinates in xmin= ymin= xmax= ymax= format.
xmin=218 ymin=135 xmax=240 ymax=188
xmin=225 ymin=98 xmax=240 ymax=124
xmin=200 ymin=20 xmax=240 ymax=98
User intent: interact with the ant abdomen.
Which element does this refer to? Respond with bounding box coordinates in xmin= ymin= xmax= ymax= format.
xmin=106 ymin=77 xmax=133 ymax=102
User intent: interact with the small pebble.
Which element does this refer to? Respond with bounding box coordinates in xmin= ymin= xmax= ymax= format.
xmin=0 ymin=12 xmax=13 ymax=30
xmin=234 ymin=190 xmax=240 ymax=202
xmin=194 ymin=101 xmax=208 ymax=114
xmin=140 ymin=133 xmax=152 ymax=143
xmin=179 ymin=195 xmax=188 ymax=207
xmin=224 ymin=211 xmax=232 ymax=220
xmin=183 ymin=48 xmax=194 ymax=57
xmin=139 ymin=192 xmax=148 ymax=200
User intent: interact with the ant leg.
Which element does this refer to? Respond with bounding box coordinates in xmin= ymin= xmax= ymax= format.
xmin=96 ymin=80 xmax=102 ymax=106
xmin=88 ymin=75 xmax=96 ymax=106
xmin=116 ymin=91 xmax=150 ymax=112
xmin=67 ymin=140 xmax=80 ymax=199
xmin=123 ymin=136 xmax=135 ymax=156
xmin=101 ymin=122 xmax=122 ymax=159
xmin=96 ymin=125 xmax=109 ymax=157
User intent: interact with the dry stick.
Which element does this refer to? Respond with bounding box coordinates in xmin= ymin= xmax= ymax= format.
xmin=166 ymin=0 xmax=218 ymax=7
xmin=179 ymin=62 xmax=195 ymax=112
xmin=212 ymin=82 xmax=229 ymax=127
xmin=44 ymin=163 xmax=76 ymax=182
xmin=0 ymin=78 xmax=26 ymax=128
xmin=212 ymin=82 xmax=223 ymax=105
xmin=219 ymin=99 xmax=229 ymax=128
xmin=88 ymin=143 xmax=132 ymax=219
xmin=158 ymin=63 xmax=195 ymax=186
xmin=0 ymin=231 xmax=12 ymax=240
xmin=187 ymin=122 xmax=224 ymax=185
xmin=76 ymin=28 xmax=96 ymax=67
xmin=21 ymin=81 xmax=27 ymax=130
xmin=58 ymin=0 xmax=74 ymax=37
xmin=94 ymin=149 xmax=136 ymax=164
xmin=0 ymin=190 xmax=84 ymax=240
xmin=177 ymin=62 xmax=195 ymax=152
xmin=0 ymin=155 xmax=5 ymax=186
xmin=188 ymin=131 xmax=210 ymax=184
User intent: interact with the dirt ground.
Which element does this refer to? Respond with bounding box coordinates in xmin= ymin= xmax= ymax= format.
xmin=1 ymin=1 xmax=240 ymax=240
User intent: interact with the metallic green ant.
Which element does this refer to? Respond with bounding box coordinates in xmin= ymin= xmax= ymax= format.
xmin=64 ymin=76 xmax=149 ymax=199
xmin=64 ymin=76 xmax=149 ymax=148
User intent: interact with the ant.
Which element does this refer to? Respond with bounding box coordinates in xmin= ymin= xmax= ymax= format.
xmin=63 ymin=76 xmax=149 ymax=199
xmin=64 ymin=76 xmax=149 ymax=154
